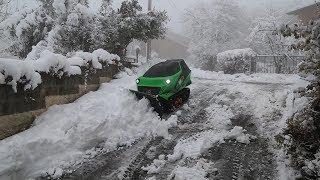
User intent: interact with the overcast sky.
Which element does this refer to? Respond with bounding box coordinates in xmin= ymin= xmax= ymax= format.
xmin=95 ymin=0 xmax=315 ymax=33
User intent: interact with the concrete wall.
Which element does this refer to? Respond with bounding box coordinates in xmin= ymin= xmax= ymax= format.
xmin=0 ymin=63 xmax=126 ymax=140
xmin=139 ymin=30 xmax=190 ymax=60
xmin=288 ymin=4 xmax=320 ymax=25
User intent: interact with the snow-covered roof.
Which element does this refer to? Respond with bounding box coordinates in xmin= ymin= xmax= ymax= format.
xmin=287 ymin=2 xmax=320 ymax=15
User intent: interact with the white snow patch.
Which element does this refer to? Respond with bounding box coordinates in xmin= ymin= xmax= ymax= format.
xmin=217 ymin=48 xmax=256 ymax=61
xmin=53 ymin=0 xmax=66 ymax=16
xmin=32 ymin=50 xmax=73 ymax=76
xmin=92 ymin=49 xmax=120 ymax=63
xmin=73 ymin=51 xmax=102 ymax=69
xmin=66 ymin=13 xmax=79 ymax=26
xmin=142 ymin=154 xmax=166 ymax=174
xmin=169 ymin=160 xmax=209 ymax=180
xmin=205 ymin=104 xmax=233 ymax=129
xmin=168 ymin=127 xmax=252 ymax=161
xmin=226 ymin=126 xmax=251 ymax=144
xmin=0 ymin=58 xmax=41 ymax=92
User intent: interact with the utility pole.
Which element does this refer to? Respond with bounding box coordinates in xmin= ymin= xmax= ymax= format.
xmin=146 ymin=0 xmax=152 ymax=61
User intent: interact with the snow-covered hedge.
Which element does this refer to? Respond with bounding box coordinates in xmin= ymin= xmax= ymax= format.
xmin=217 ymin=48 xmax=257 ymax=74
xmin=0 ymin=49 xmax=120 ymax=92
xmin=0 ymin=58 xmax=41 ymax=92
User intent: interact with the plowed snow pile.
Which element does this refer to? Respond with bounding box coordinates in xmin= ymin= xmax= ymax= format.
xmin=0 ymin=66 xmax=176 ymax=179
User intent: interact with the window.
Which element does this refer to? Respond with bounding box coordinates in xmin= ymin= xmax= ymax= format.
xmin=144 ymin=61 xmax=180 ymax=77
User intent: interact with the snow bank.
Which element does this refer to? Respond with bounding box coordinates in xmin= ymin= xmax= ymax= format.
xmin=0 ymin=63 xmax=175 ymax=179
xmin=192 ymin=68 xmax=307 ymax=85
xmin=0 ymin=58 xmax=41 ymax=92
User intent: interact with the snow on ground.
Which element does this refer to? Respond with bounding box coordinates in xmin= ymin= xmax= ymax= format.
xmin=168 ymin=159 xmax=211 ymax=180
xmin=142 ymin=154 xmax=166 ymax=174
xmin=0 ymin=60 xmax=310 ymax=179
xmin=167 ymin=126 xmax=253 ymax=162
xmin=0 ymin=60 xmax=176 ymax=179
xmin=191 ymin=67 xmax=309 ymax=179
xmin=192 ymin=68 xmax=307 ymax=85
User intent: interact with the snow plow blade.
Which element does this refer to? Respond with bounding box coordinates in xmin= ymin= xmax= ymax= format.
xmin=129 ymin=89 xmax=158 ymax=101
xmin=129 ymin=89 xmax=168 ymax=113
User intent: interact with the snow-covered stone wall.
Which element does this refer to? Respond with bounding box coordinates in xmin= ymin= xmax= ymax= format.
xmin=0 ymin=49 xmax=124 ymax=140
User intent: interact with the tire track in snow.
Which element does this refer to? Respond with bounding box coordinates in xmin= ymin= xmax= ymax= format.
xmin=62 ymin=77 xmax=287 ymax=180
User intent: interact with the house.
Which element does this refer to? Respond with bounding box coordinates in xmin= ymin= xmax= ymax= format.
xmin=287 ymin=3 xmax=320 ymax=24
xmin=127 ymin=30 xmax=190 ymax=61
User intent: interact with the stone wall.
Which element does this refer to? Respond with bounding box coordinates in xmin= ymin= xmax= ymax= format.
xmin=0 ymin=64 xmax=122 ymax=140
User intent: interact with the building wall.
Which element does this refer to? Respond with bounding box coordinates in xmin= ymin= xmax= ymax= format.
xmin=140 ymin=38 xmax=190 ymax=60
xmin=299 ymin=8 xmax=319 ymax=24
xmin=289 ymin=5 xmax=320 ymax=24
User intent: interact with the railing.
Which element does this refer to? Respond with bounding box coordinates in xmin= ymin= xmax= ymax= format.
xmin=255 ymin=54 xmax=305 ymax=74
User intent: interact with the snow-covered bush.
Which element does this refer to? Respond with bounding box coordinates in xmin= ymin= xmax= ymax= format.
xmin=0 ymin=48 xmax=119 ymax=92
xmin=217 ymin=48 xmax=257 ymax=74
xmin=0 ymin=58 xmax=41 ymax=92
xmin=183 ymin=0 xmax=249 ymax=68
xmin=281 ymin=19 xmax=320 ymax=178
xmin=32 ymin=50 xmax=81 ymax=77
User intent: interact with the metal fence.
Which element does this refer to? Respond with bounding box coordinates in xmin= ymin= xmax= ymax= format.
xmin=255 ymin=54 xmax=306 ymax=74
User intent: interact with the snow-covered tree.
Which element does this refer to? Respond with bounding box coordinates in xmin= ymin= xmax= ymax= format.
xmin=281 ymin=19 xmax=320 ymax=178
xmin=247 ymin=8 xmax=300 ymax=73
xmin=0 ymin=0 xmax=167 ymax=59
xmin=0 ymin=6 xmax=54 ymax=58
xmin=183 ymin=0 xmax=249 ymax=68
xmin=115 ymin=0 xmax=167 ymax=57
xmin=53 ymin=3 xmax=96 ymax=54
xmin=0 ymin=0 xmax=11 ymax=22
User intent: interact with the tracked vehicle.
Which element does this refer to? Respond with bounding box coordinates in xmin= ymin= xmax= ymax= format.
xmin=130 ymin=59 xmax=191 ymax=113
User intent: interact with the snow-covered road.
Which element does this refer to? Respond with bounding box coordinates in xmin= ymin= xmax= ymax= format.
xmin=0 ymin=65 xmax=308 ymax=180
xmin=63 ymin=69 xmax=307 ymax=180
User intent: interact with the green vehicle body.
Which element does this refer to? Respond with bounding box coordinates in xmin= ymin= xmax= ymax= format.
xmin=135 ymin=59 xmax=191 ymax=101
xmin=137 ymin=69 xmax=191 ymax=100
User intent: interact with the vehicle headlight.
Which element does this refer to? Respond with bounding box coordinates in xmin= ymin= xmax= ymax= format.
xmin=136 ymin=79 xmax=140 ymax=84
xmin=166 ymin=79 xmax=171 ymax=84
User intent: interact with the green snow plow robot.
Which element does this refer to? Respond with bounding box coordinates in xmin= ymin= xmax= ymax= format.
xmin=130 ymin=59 xmax=191 ymax=113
